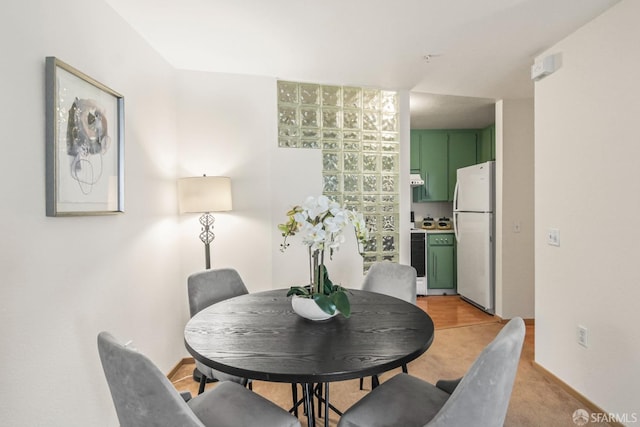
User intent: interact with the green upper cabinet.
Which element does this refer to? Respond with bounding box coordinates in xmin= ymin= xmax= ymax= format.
xmin=420 ymin=131 xmax=449 ymax=202
xmin=410 ymin=129 xmax=481 ymax=202
xmin=411 ymin=130 xmax=448 ymax=202
xmin=410 ymin=130 xmax=421 ymax=171
xmin=447 ymin=131 xmax=478 ymax=201
xmin=478 ymin=124 xmax=496 ymax=163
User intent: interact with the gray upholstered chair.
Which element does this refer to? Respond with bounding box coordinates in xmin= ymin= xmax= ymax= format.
xmin=97 ymin=331 xmax=301 ymax=427
xmin=360 ymin=261 xmax=417 ymax=389
xmin=338 ymin=317 xmax=526 ymax=427
xmin=362 ymin=261 xmax=418 ymax=305
xmin=189 ymin=268 xmax=303 ymax=415
xmin=187 ymin=268 xmax=251 ymax=394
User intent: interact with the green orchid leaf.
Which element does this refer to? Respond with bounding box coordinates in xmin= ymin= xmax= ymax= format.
xmin=322 ymin=278 xmax=334 ymax=294
xmin=319 ymin=265 xmax=334 ymax=294
xmin=332 ymin=291 xmax=351 ymax=318
xmin=287 ymin=286 xmax=311 ymax=297
xmin=313 ymin=294 xmax=336 ymax=315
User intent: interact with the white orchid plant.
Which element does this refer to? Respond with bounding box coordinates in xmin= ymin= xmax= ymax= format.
xmin=278 ymin=195 xmax=369 ymax=318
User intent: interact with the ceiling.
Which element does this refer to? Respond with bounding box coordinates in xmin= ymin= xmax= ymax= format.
xmin=410 ymin=92 xmax=496 ymax=129
xmin=105 ymin=0 xmax=619 ymax=128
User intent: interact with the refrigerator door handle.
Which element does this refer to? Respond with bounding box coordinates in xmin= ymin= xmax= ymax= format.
xmin=453 ymin=212 xmax=459 ymax=242
xmin=453 ymin=180 xmax=460 ymax=211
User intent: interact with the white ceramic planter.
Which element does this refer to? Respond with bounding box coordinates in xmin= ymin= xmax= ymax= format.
xmin=291 ymin=295 xmax=338 ymax=321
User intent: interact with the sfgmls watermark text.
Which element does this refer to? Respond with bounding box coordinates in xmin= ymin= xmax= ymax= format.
xmin=572 ymin=408 xmax=638 ymax=425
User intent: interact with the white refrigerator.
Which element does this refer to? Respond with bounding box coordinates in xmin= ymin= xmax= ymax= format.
xmin=453 ymin=161 xmax=495 ymax=314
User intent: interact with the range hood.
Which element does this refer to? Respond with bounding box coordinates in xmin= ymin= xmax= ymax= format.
xmin=410 ymin=173 xmax=425 ymax=187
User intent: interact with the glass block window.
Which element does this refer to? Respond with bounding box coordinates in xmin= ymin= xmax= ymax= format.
xmin=278 ymin=81 xmax=399 ymax=271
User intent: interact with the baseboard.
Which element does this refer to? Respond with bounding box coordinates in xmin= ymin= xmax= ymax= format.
xmin=531 ymin=361 xmax=624 ymax=427
xmin=167 ymin=357 xmax=194 ymax=378
xmin=498 ymin=317 xmax=535 ymax=326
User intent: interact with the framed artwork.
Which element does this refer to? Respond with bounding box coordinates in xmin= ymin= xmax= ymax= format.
xmin=45 ymin=57 xmax=124 ymax=216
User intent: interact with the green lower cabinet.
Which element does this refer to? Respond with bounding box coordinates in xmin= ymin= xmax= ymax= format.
xmin=427 ymin=233 xmax=456 ymax=293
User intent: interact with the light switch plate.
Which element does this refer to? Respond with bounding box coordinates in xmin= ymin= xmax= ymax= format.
xmin=547 ymin=228 xmax=560 ymax=246
xmin=513 ymin=221 xmax=521 ymax=233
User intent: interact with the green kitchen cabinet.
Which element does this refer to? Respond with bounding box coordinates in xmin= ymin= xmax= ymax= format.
xmin=410 ymin=130 xmax=421 ymax=171
xmin=411 ymin=129 xmax=482 ymax=203
xmin=427 ymin=233 xmax=456 ymax=292
xmin=419 ymin=131 xmax=449 ymax=202
xmin=478 ymin=124 xmax=496 ymax=163
xmin=410 ymin=130 xmax=448 ymax=202
xmin=448 ymin=131 xmax=478 ymax=200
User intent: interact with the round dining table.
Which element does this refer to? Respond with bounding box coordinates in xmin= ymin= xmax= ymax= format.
xmin=184 ymin=289 xmax=434 ymax=427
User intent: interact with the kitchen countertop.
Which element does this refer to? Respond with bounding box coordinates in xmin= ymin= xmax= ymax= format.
xmin=411 ymin=228 xmax=454 ymax=234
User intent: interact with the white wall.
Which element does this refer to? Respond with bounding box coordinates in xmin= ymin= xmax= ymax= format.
xmin=176 ymin=74 xmax=411 ymax=296
xmin=535 ymin=0 xmax=640 ymax=415
xmin=495 ymin=99 xmax=535 ymax=319
xmin=176 ymin=71 xmax=279 ymax=291
xmin=0 ymin=2 xmax=409 ymax=425
xmin=398 ymin=90 xmax=412 ymax=266
xmin=0 ymin=1 xmax=183 ymax=426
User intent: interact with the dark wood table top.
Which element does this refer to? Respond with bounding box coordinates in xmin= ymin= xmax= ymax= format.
xmin=184 ymin=289 xmax=434 ymax=384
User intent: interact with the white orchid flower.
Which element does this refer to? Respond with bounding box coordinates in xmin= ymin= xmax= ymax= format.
xmin=279 ymin=196 xmax=369 ymax=257
xmin=317 ymin=195 xmax=330 ymax=210
xmin=302 ymin=196 xmax=317 ymax=211
xmin=298 ymin=221 xmax=315 ymax=235
xmin=293 ymin=211 xmax=308 ymax=225
xmin=323 ymin=211 xmax=347 ymax=234
xmin=308 ymin=197 xmax=330 ymax=219
xmin=328 ymin=199 xmax=341 ymax=213
xmin=299 ymin=198 xmax=315 ymax=220
xmin=349 ymin=210 xmax=369 ymax=241
xmin=302 ymin=223 xmax=326 ymax=248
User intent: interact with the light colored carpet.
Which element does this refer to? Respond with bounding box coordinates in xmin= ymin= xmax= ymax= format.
xmin=172 ymin=322 xmax=611 ymax=426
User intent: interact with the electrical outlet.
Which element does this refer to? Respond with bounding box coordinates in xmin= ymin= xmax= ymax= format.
xmin=577 ymin=325 xmax=588 ymax=348
xmin=547 ymin=228 xmax=560 ymax=246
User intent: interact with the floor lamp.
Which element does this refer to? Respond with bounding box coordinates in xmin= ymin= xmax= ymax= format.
xmin=178 ymin=175 xmax=233 ymax=385
xmin=178 ymin=175 xmax=233 ymax=270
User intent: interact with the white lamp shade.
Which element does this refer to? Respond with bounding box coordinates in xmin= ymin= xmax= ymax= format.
xmin=178 ymin=176 xmax=232 ymax=214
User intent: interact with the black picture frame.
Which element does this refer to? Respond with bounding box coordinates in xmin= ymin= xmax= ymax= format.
xmin=45 ymin=57 xmax=124 ymax=216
